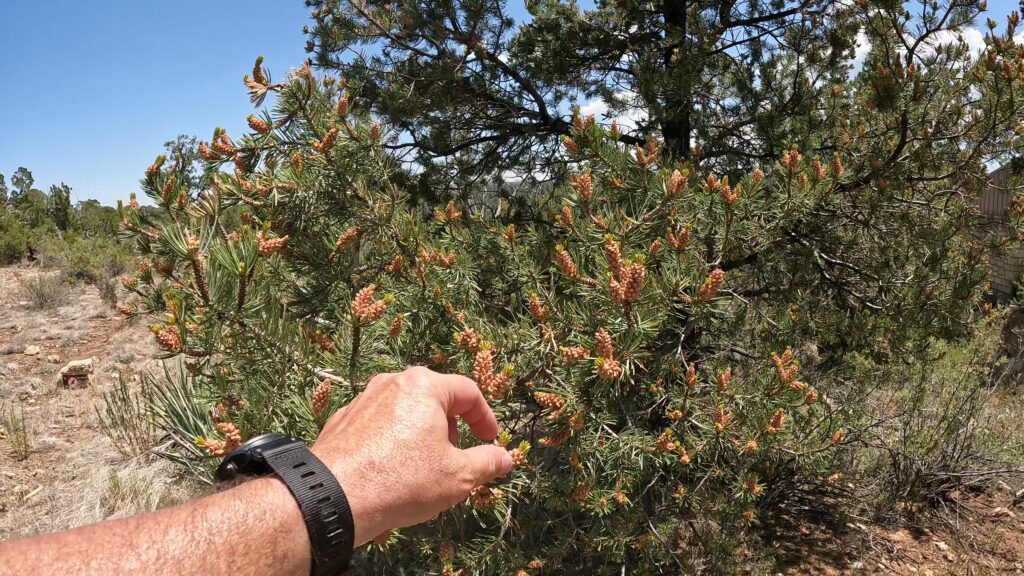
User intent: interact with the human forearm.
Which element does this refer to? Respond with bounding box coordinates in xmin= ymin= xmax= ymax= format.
xmin=0 ymin=367 xmax=512 ymax=575
xmin=0 ymin=477 xmax=309 ymax=576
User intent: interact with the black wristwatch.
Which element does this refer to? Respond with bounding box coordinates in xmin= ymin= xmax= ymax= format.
xmin=217 ymin=433 xmax=354 ymax=575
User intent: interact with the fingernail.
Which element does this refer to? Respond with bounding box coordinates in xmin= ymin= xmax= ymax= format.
xmin=500 ymin=451 xmax=514 ymax=472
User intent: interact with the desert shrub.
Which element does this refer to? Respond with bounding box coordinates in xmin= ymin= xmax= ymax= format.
xmin=1 ymin=404 xmax=29 ymax=461
xmin=96 ymin=372 xmax=156 ymax=458
xmin=19 ymin=273 xmax=68 ymax=310
xmin=37 ymin=234 xmax=133 ymax=283
xmin=114 ymin=27 xmax=1024 ymax=569
xmin=96 ymin=277 xmax=119 ymax=308
xmin=852 ymin=313 xmax=1024 ymax=517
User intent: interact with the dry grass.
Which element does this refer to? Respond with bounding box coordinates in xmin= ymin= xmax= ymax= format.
xmin=0 ymin=435 xmax=194 ymax=539
xmin=0 ymin=265 xmax=195 ymax=541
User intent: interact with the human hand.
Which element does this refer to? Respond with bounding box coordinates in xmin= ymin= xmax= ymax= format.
xmin=310 ymin=366 xmax=513 ymax=545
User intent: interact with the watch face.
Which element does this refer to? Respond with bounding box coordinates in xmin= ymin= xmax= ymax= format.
xmin=216 ymin=433 xmax=300 ymax=481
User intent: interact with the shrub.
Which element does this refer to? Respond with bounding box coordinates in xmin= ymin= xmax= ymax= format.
xmin=116 ymin=47 xmax=1021 ymax=572
xmin=852 ymin=313 xmax=1024 ymax=518
xmin=97 ymin=371 xmax=156 ymax=458
xmin=37 ymin=234 xmax=133 ymax=283
xmin=96 ymin=277 xmax=119 ymax=308
xmin=1 ymin=404 xmax=29 ymax=461
xmin=0 ymin=209 xmax=28 ymax=265
xmin=19 ymin=273 xmax=68 ymax=310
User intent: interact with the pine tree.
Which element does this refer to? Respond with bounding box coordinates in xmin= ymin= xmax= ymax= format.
xmin=123 ymin=4 xmax=1024 ymax=574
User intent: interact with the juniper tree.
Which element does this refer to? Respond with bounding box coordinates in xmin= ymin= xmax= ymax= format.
xmin=122 ymin=2 xmax=1024 ymax=574
xmin=48 ymin=183 xmax=73 ymax=232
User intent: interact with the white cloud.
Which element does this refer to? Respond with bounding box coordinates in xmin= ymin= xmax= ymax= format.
xmin=579 ymin=98 xmax=608 ymax=119
xmin=851 ymin=30 xmax=871 ymax=75
xmin=578 ymin=90 xmax=647 ymax=132
xmin=924 ymin=27 xmax=987 ymax=59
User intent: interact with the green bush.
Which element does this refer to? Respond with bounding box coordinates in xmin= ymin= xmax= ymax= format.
xmin=37 ymin=234 xmax=134 ymax=283
xmin=1 ymin=403 xmax=29 ymax=461
xmin=0 ymin=209 xmax=28 ymax=265
xmin=852 ymin=313 xmax=1024 ymax=518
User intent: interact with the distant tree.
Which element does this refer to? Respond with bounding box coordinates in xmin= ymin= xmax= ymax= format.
xmin=163 ymin=134 xmax=211 ymax=197
xmin=11 ymin=189 xmax=50 ymax=230
xmin=75 ymin=199 xmax=120 ymax=237
xmin=0 ymin=174 xmax=8 ymax=205
xmin=10 ymin=167 xmax=33 ymax=199
xmin=48 ymin=183 xmax=74 ymax=232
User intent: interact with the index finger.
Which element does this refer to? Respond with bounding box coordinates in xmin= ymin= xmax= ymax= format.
xmin=422 ymin=369 xmax=499 ymax=442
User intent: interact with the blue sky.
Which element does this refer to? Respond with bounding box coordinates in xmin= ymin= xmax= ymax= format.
xmin=0 ymin=1 xmax=309 ymax=206
xmin=0 ymin=0 xmax=1019 ymax=207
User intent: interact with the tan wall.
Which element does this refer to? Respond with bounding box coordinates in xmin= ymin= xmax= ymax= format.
xmin=979 ymin=167 xmax=1021 ymax=297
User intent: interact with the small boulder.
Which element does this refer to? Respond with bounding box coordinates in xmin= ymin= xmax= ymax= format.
xmin=992 ymin=506 xmax=1017 ymax=518
xmin=46 ymin=354 xmax=61 ymax=364
xmin=59 ymin=358 xmax=94 ymax=388
xmin=23 ymin=345 xmax=41 ymax=356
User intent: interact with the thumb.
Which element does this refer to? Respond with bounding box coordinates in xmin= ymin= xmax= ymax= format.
xmin=458 ymin=444 xmax=514 ymax=485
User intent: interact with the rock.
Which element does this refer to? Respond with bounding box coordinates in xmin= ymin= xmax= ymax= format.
xmin=1014 ymin=488 xmax=1024 ymax=506
xmin=1002 ymin=306 xmax=1024 ymax=357
xmin=59 ymin=358 xmax=94 ymax=388
xmin=933 ymin=540 xmax=950 ymax=552
xmin=46 ymin=354 xmax=61 ymax=364
xmin=991 ymin=506 xmax=1017 ymax=518
xmin=23 ymin=345 xmax=40 ymax=356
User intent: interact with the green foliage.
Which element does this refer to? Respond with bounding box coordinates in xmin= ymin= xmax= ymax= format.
xmin=850 ymin=313 xmax=1021 ymax=517
xmin=18 ymin=273 xmax=68 ymax=310
xmin=47 ymin=183 xmax=74 ymax=232
xmin=0 ymin=208 xmax=29 ymax=265
xmin=0 ymin=167 xmax=125 ymax=263
xmin=1 ymin=403 xmax=29 ymax=461
xmin=75 ymin=199 xmax=121 ymax=237
xmin=10 ymin=166 xmax=33 ymax=198
xmin=125 ymin=2 xmax=1024 ymax=572
xmin=37 ymin=234 xmax=134 ymax=283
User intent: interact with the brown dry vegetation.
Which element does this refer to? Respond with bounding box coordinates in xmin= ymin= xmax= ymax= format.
xmin=0 ymin=266 xmax=193 ymax=540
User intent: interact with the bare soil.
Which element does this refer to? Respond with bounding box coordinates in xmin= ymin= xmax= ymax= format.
xmin=0 ymin=265 xmax=192 ymax=540
xmin=771 ymin=490 xmax=1024 ymax=575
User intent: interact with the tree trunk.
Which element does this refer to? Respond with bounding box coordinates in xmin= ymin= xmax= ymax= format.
xmin=661 ymin=0 xmax=691 ymax=158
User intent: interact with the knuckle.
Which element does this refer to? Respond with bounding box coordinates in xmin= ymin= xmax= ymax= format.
xmin=365 ymin=372 xmax=396 ymax=392
xmin=402 ymin=365 xmax=435 ymax=387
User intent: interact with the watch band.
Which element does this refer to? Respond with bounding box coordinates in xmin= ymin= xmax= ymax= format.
xmin=262 ymin=442 xmax=354 ymax=575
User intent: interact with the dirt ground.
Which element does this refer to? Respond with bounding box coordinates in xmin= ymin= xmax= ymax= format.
xmin=1 ymin=264 xmax=1022 ymax=573
xmin=770 ymin=490 xmax=1024 ymax=575
xmin=0 ymin=265 xmax=192 ymax=541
